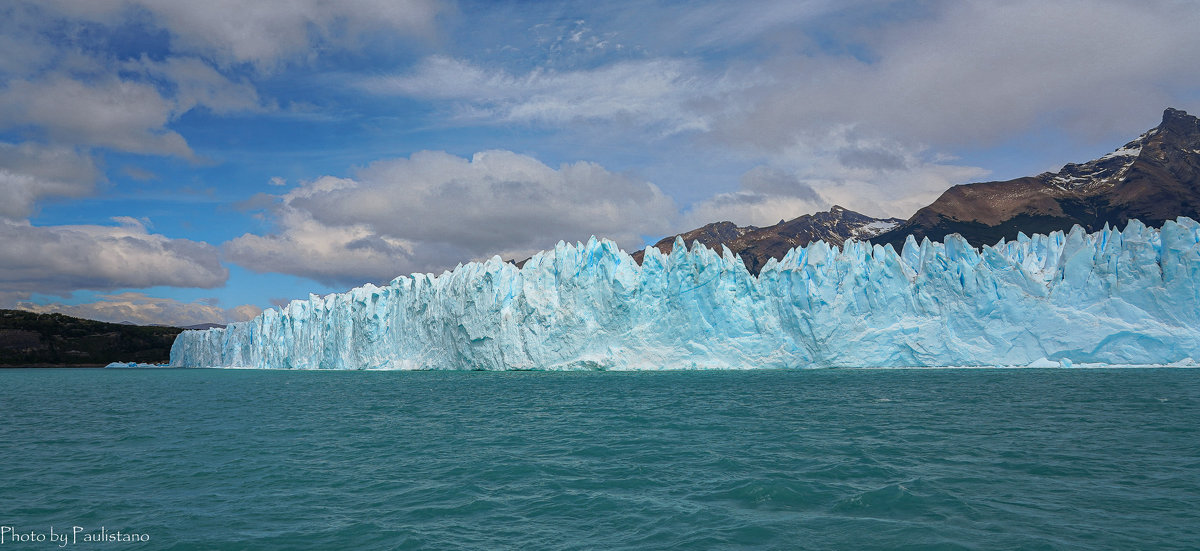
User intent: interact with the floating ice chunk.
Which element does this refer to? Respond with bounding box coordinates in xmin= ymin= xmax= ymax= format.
xmin=1026 ymin=358 xmax=1060 ymax=368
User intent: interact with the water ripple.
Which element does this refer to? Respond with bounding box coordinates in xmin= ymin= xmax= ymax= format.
xmin=1 ymin=368 xmax=1197 ymax=550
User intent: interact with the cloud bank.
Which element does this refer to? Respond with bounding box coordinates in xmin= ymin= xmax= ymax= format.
xmin=0 ymin=1 xmax=449 ymax=319
xmin=226 ymin=150 xmax=678 ymax=285
xmin=4 ymin=0 xmax=1200 ymax=322
xmin=363 ymin=56 xmax=736 ymax=134
xmin=29 ymin=0 xmax=444 ymax=67
xmin=367 ymin=0 xmax=1199 ymax=224
xmin=0 ymin=218 xmax=227 ymax=300
xmin=18 ymin=292 xmax=261 ymax=327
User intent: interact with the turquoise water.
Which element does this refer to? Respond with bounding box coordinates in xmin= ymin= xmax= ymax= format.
xmin=1 ymin=368 xmax=1197 ymax=550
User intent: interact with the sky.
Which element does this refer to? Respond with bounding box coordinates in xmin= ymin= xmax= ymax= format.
xmin=2 ymin=0 xmax=1199 ymax=326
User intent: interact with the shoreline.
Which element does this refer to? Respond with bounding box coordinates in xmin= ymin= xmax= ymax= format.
xmin=0 ymin=364 xmax=108 ymax=368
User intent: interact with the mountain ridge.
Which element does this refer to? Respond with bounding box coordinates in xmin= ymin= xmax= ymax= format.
xmin=871 ymin=107 xmax=1200 ymax=248
xmin=630 ymin=206 xmax=903 ymax=274
xmin=640 ymin=107 xmax=1200 ymax=263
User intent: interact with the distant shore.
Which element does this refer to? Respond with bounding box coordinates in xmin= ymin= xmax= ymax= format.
xmin=0 ymin=364 xmax=108 ymax=368
xmin=1 ymin=310 xmax=180 ymax=367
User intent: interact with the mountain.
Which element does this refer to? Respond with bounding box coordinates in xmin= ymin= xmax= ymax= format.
xmin=872 ymin=108 xmax=1200 ymax=248
xmin=515 ymin=108 xmax=1195 ymax=274
xmin=0 ymin=310 xmax=183 ymax=366
xmin=178 ymin=323 xmax=226 ymax=330
xmin=631 ymin=206 xmax=903 ymax=274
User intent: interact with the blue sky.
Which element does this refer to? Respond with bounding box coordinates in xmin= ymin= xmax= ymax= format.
xmin=2 ymin=0 xmax=1198 ymax=326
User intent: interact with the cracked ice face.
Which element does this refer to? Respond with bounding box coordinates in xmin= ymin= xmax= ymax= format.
xmin=173 ymin=218 xmax=1200 ymax=370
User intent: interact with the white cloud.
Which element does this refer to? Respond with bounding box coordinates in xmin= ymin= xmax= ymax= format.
xmin=226 ymin=150 xmax=679 ymax=285
xmin=17 ymin=292 xmax=262 ymax=327
xmin=0 ymin=142 xmax=99 ymax=220
xmin=31 ymin=0 xmax=444 ymax=68
xmin=225 ymin=192 xmax=424 ymax=286
xmin=122 ymin=165 xmax=157 ymax=181
xmin=0 ymin=73 xmax=192 ymax=157
xmin=681 ymin=165 xmax=825 ymax=228
xmin=684 ymin=129 xmax=990 ymax=226
xmin=711 ymin=0 xmax=1200 ymax=151
xmin=0 ymin=218 xmax=228 ymax=297
xmin=148 ymin=0 xmax=442 ymax=68
xmin=127 ymin=56 xmax=266 ymax=115
xmin=363 ymin=56 xmax=746 ymax=134
xmin=673 ymin=0 xmax=1200 ymax=225
xmin=0 ymin=20 xmax=55 ymax=75
xmin=364 ymin=1 xmax=1200 ymax=229
xmin=3 ymin=0 xmax=1197 ymax=303
xmin=0 ymin=51 xmax=278 ymax=158
xmin=0 ymin=0 xmax=415 ymax=161
xmin=682 ymin=192 xmax=825 ymax=231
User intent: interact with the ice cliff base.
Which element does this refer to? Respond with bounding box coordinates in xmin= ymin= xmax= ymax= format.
xmin=172 ymin=218 xmax=1200 ymax=369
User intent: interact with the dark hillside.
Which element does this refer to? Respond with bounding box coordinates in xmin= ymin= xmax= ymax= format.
xmin=0 ymin=310 xmax=182 ymax=366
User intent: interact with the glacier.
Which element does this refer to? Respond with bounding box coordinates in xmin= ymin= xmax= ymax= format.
xmin=171 ymin=218 xmax=1200 ymax=370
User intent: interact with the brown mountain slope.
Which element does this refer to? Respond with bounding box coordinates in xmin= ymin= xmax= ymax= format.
xmin=632 ymin=206 xmax=902 ymax=274
xmin=872 ymin=108 xmax=1200 ymax=248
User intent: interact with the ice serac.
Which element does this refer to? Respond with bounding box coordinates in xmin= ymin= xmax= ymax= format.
xmin=171 ymin=219 xmax=1200 ymax=369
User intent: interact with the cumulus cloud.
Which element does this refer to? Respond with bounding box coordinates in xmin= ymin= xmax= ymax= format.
xmin=701 ymin=1 xmax=1199 ymax=221
xmin=679 ymin=166 xmax=825 ymax=229
xmin=225 ymin=190 xmax=424 ymax=286
xmin=738 ymin=166 xmax=823 ymax=203
xmin=0 ymin=218 xmax=227 ymax=298
xmin=364 ymin=1 xmax=1200 ymax=149
xmin=157 ymin=0 xmax=442 ymax=67
xmin=0 ymin=142 xmax=99 ymax=220
xmin=17 ymin=292 xmax=261 ymax=327
xmin=0 ymin=50 xmax=278 ymax=158
xmin=684 ymin=130 xmax=989 ymax=227
xmin=0 ymin=74 xmax=192 ymax=157
xmin=127 ymin=56 xmax=266 ymax=115
xmin=363 ymin=1 xmax=1198 ymax=226
xmin=774 ymin=131 xmax=989 ymax=219
xmin=711 ymin=0 xmax=1200 ymax=151
xmin=30 ymin=0 xmax=444 ymax=68
xmin=682 ymin=192 xmax=823 ymax=231
xmin=226 ymin=150 xmax=678 ymax=285
xmin=0 ymin=0 xmax=430 ymax=161
xmin=0 ymin=0 xmax=447 ymax=308
xmin=4 ymin=0 xmax=1196 ymax=304
xmin=678 ymin=0 xmax=1200 ymax=223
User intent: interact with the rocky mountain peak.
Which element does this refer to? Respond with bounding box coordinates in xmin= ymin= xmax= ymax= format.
xmin=1160 ymin=107 xmax=1199 ymax=131
xmin=872 ymin=107 xmax=1200 ymax=248
xmin=1027 ymin=108 xmax=1200 ymax=192
xmin=1152 ymin=107 xmax=1200 ymax=152
xmin=631 ymin=206 xmax=902 ymax=274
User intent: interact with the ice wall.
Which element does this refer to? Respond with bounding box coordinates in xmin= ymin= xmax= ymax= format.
xmin=171 ymin=218 xmax=1200 ymax=369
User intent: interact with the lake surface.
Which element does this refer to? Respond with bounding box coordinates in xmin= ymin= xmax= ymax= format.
xmin=1 ymin=368 xmax=1197 ymax=550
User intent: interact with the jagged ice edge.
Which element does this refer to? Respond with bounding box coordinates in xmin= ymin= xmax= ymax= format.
xmin=171 ymin=218 xmax=1200 ymax=370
